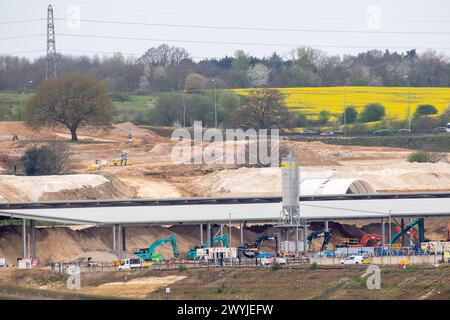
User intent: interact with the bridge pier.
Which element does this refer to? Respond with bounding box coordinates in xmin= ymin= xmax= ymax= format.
xmin=30 ymin=220 xmax=36 ymax=259
xmin=324 ymin=221 xmax=329 ymax=232
xmin=22 ymin=219 xmax=27 ymax=259
xmin=113 ymin=224 xmax=126 ymax=259
xmin=112 ymin=225 xmax=116 ymax=252
xmin=200 ymin=224 xmax=204 ymax=245
xmin=207 ymin=222 xmax=211 ymax=247
xmin=239 ymin=222 xmax=244 ymax=244
xmin=381 ymin=218 xmax=386 ymax=248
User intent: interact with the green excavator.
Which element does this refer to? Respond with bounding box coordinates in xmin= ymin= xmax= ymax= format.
xmin=186 ymin=234 xmax=229 ymax=260
xmin=134 ymin=234 xmax=179 ymax=262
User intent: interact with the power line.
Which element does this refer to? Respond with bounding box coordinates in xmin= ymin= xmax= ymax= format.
xmin=0 ymin=34 xmax=44 ymax=40
xmin=0 ymin=18 xmax=44 ymax=25
xmin=1 ymin=49 xmax=45 ymax=55
xmin=53 ymin=18 xmax=450 ymax=35
xmin=49 ymin=5 xmax=450 ymax=24
xmin=56 ymin=33 xmax=450 ymax=50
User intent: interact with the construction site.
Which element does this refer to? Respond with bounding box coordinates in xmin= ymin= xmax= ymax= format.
xmin=0 ymin=121 xmax=449 ymax=299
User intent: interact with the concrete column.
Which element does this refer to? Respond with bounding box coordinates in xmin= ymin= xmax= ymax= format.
xmin=121 ymin=225 xmax=126 ymax=252
xmin=324 ymin=221 xmax=329 ymax=232
xmin=207 ymin=223 xmax=211 ymax=247
xmin=303 ymin=225 xmax=308 ymax=254
xmin=118 ymin=224 xmax=123 ymax=259
xmin=381 ymin=218 xmax=385 ymax=248
xmin=30 ymin=220 xmax=36 ymax=259
xmin=200 ymin=224 xmax=203 ymax=245
xmin=239 ymin=222 xmax=244 ymax=244
xmin=22 ymin=219 xmax=27 ymax=259
xmin=112 ymin=225 xmax=116 ymax=252
xmin=295 ymin=226 xmax=299 ymax=252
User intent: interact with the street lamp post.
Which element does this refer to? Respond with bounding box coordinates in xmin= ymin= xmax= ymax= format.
xmin=212 ymin=79 xmax=217 ymax=128
xmin=23 ymin=80 xmax=33 ymax=122
xmin=343 ymin=85 xmax=347 ymax=136
xmin=406 ymin=75 xmax=411 ymax=131
xmin=182 ymin=89 xmax=186 ymax=127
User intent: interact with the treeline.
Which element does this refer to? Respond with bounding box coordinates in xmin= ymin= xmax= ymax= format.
xmin=2 ymin=45 xmax=450 ymax=92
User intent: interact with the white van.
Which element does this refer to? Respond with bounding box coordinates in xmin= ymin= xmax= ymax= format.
xmin=118 ymin=258 xmax=142 ymax=270
xmin=339 ymin=255 xmax=366 ymax=265
xmin=447 ymin=123 xmax=450 ymax=133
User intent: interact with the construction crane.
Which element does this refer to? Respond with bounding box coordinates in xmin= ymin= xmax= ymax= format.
xmin=238 ymin=234 xmax=278 ymax=258
xmin=307 ymin=230 xmax=332 ymax=251
xmin=186 ymin=234 xmax=229 ymax=260
xmin=134 ymin=234 xmax=179 ymax=262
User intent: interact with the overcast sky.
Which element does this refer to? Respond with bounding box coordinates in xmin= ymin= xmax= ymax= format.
xmin=2 ymin=0 xmax=450 ymax=60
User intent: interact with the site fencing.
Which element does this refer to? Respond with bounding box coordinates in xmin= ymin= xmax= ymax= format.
xmin=51 ymin=257 xmax=311 ymax=273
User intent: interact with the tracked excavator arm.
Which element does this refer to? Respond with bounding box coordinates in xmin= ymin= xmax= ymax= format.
xmin=307 ymin=230 xmax=332 ymax=251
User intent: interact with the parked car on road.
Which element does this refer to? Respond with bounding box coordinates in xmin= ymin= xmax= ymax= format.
xmin=398 ymin=128 xmax=412 ymax=134
xmin=435 ymin=127 xmax=447 ymax=133
xmin=320 ymin=131 xmax=334 ymax=136
xmin=372 ymin=129 xmax=392 ymax=135
xmin=299 ymin=129 xmax=317 ymax=135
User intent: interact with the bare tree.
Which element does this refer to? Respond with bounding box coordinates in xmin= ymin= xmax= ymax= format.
xmin=48 ymin=140 xmax=74 ymax=175
xmin=139 ymin=44 xmax=190 ymax=67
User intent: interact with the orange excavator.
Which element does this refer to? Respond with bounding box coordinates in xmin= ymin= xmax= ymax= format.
xmin=359 ymin=234 xmax=384 ymax=247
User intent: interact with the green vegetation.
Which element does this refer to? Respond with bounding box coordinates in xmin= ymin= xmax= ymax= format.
xmin=414 ymin=104 xmax=438 ymax=118
xmin=324 ymin=135 xmax=450 ymax=152
xmin=407 ymin=151 xmax=433 ymax=163
xmin=342 ymin=106 xmax=358 ymax=124
xmin=0 ymin=91 xmax=27 ymax=121
xmin=358 ymin=103 xmax=386 ymax=123
xmin=407 ymin=151 xmax=442 ymax=163
xmin=21 ymin=142 xmax=73 ymax=176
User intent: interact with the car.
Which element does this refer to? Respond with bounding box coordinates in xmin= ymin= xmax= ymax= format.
xmin=372 ymin=129 xmax=392 ymax=135
xmin=333 ymin=130 xmax=344 ymax=135
xmin=299 ymin=129 xmax=317 ymax=135
xmin=435 ymin=127 xmax=447 ymax=133
xmin=398 ymin=128 xmax=412 ymax=134
xmin=320 ymin=131 xmax=334 ymax=136
xmin=339 ymin=255 xmax=365 ymax=265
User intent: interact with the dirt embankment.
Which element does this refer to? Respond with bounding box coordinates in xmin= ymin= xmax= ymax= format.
xmin=0 ymin=224 xmax=261 ymax=265
xmin=0 ymin=174 xmax=134 ymax=202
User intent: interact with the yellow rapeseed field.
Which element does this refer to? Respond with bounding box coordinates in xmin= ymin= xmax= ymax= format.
xmin=233 ymin=87 xmax=450 ymax=120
